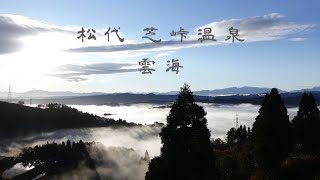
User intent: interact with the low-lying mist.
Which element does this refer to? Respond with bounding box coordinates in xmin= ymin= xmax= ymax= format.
xmin=71 ymin=103 xmax=299 ymax=139
xmin=0 ymin=125 xmax=161 ymax=158
xmin=1 ymin=103 xmax=300 ymax=158
xmin=0 ymin=103 xmax=302 ymax=179
xmin=47 ymin=144 xmax=150 ymax=180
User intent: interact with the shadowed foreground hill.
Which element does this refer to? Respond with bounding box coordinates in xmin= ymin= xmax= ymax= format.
xmin=0 ymin=101 xmax=138 ymax=138
xmin=0 ymin=141 xmax=150 ymax=180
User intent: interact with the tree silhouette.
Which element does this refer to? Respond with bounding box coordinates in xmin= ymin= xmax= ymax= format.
xmin=292 ymin=92 xmax=320 ymax=153
xmin=227 ymin=127 xmax=237 ymax=145
xmin=226 ymin=124 xmax=250 ymax=145
xmin=145 ymin=84 xmax=217 ymax=180
xmin=252 ymin=88 xmax=292 ymax=172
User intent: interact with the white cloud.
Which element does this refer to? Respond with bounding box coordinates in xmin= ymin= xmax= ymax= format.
xmin=68 ymin=13 xmax=315 ymax=54
xmin=0 ymin=13 xmax=315 ymax=84
xmin=191 ymin=13 xmax=314 ymax=42
xmin=288 ymin=37 xmax=306 ymax=42
xmin=0 ymin=14 xmax=137 ymax=55
xmin=154 ymin=51 xmax=176 ymax=58
xmin=1 ymin=12 xmax=313 ymax=56
xmin=50 ymin=62 xmax=140 ymax=82
xmin=0 ymin=14 xmax=144 ymax=87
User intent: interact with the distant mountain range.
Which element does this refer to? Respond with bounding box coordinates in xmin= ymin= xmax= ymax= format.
xmin=0 ymin=90 xmax=106 ymax=98
xmin=1 ymin=86 xmax=319 ymax=98
xmin=157 ymin=86 xmax=288 ymax=96
xmin=292 ymin=86 xmax=320 ymax=92
xmin=2 ymin=91 xmax=320 ymax=107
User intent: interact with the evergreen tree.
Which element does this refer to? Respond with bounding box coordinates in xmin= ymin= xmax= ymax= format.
xmin=252 ymin=88 xmax=292 ymax=172
xmin=145 ymin=84 xmax=217 ymax=180
xmin=227 ymin=127 xmax=237 ymax=145
xmin=247 ymin=127 xmax=252 ymax=140
xmin=292 ymin=92 xmax=320 ymax=152
xmin=226 ymin=125 xmax=249 ymax=145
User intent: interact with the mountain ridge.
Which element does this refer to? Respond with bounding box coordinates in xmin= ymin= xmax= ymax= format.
xmin=1 ymin=86 xmax=319 ymax=98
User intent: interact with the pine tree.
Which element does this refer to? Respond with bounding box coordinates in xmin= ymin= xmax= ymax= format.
xmin=252 ymin=88 xmax=292 ymax=172
xmin=145 ymin=84 xmax=217 ymax=180
xmin=292 ymin=92 xmax=320 ymax=153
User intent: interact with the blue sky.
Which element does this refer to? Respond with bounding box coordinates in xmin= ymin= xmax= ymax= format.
xmin=0 ymin=0 xmax=319 ymax=93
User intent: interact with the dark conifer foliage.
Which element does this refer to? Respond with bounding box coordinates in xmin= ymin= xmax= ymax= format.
xmin=226 ymin=125 xmax=250 ymax=145
xmin=292 ymin=92 xmax=320 ymax=153
xmin=13 ymin=140 xmax=100 ymax=180
xmin=252 ymin=88 xmax=293 ymax=171
xmin=146 ymin=84 xmax=217 ymax=180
